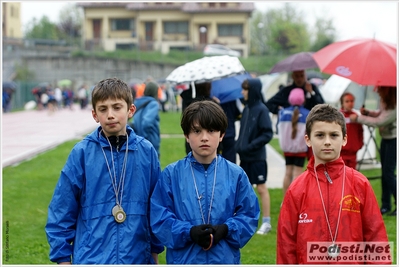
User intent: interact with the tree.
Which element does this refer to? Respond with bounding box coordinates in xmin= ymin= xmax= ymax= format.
xmin=250 ymin=3 xmax=311 ymax=55
xmin=57 ymin=3 xmax=83 ymax=45
xmin=24 ymin=16 xmax=60 ymax=40
xmin=310 ymin=16 xmax=336 ymax=51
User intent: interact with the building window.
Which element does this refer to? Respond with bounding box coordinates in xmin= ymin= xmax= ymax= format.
xmin=218 ymin=24 xmax=243 ymax=36
xmin=163 ymin=21 xmax=188 ymax=34
xmin=116 ymin=43 xmax=134 ymax=50
xmin=111 ymin=19 xmax=135 ymax=31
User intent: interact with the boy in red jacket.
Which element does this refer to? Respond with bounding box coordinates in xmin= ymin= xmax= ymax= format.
xmin=277 ymin=104 xmax=390 ymax=264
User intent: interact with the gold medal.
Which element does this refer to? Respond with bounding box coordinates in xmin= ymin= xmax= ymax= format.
xmin=112 ymin=205 xmax=126 ymax=223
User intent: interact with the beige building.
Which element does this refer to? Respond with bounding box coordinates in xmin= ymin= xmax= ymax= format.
xmin=78 ymin=2 xmax=254 ymax=57
xmin=2 ymin=2 xmax=22 ymax=38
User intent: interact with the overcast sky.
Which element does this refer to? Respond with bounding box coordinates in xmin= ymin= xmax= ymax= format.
xmin=21 ymin=1 xmax=398 ymax=45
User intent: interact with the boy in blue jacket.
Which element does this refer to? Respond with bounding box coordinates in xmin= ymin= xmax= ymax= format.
xmin=45 ymin=77 xmax=164 ymax=264
xmin=150 ymin=100 xmax=260 ymax=264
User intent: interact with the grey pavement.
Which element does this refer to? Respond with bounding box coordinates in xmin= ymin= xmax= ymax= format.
xmin=2 ymin=105 xmax=285 ymax=188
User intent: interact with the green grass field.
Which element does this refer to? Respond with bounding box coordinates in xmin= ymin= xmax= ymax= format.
xmin=2 ymin=111 xmax=396 ymax=264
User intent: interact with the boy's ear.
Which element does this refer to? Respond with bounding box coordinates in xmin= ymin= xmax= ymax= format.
xmin=342 ymin=134 xmax=348 ymax=147
xmin=128 ymin=104 xmax=136 ymax=118
xmin=92 ymin=109 xmax=99 ymax=123
xmin=304 ymin=134 xmax=312 ymax=147
xmin=219 ymin=132 xmax=225 ymax=142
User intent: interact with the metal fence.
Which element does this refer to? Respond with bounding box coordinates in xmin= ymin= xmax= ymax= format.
xmin=5 ymin=81 xmax=40 ymax=111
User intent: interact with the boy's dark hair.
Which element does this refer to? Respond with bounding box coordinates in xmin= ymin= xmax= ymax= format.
xmin=181 ymin=100 xmax=228 ymax=136
xmin=305 ymin=104 xmax=347 ymax=137
xmin=92 ymin=77 xmax=133 ymax=109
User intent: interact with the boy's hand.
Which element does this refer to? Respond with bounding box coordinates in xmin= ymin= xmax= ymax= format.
xmin=190 ymin=224 xmax=214 ymax=248
xmin=211 ymin=224 xmax=228 ymax=245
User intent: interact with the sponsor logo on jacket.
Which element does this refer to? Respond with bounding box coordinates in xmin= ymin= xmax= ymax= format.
xmin=298 ymin=212 xmax=313 ymax=224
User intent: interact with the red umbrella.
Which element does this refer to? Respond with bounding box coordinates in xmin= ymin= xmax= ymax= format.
xmin=313 ymin=38 xmax=397 ymax=86
xmin=268 ymin=52 xmax=319 ymax=74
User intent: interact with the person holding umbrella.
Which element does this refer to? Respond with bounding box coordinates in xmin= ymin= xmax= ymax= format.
xmin=349 ymin=86 xmax=397 ymax=216
xmin=265 ymin=69 xmax=325 ymax=115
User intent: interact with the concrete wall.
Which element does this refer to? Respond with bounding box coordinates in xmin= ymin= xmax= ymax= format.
xmin=21 ymin=56 xmax=178 ymax=88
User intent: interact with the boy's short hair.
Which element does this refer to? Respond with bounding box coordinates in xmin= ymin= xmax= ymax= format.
xmin=181 ymin=100 xmax=228 ymax=136
xmin=305 ymin=104 xmax=347 ymax=137
xmin=92 ymin=77 xmax=133 ymax=109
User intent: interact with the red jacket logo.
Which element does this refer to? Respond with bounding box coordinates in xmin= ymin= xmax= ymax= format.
xmin=298 ymin=213 xmax=313 ymax=224
xmin=341 ymin=195 xmax=361 ymax=213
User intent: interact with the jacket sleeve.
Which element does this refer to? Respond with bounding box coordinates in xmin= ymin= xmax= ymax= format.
xmin=141 ymin=101 xmax=159 ymax=141
xmin=45 ymin=150 xmax=82 ymax=263
xmin=223 ymin=170 xmax=260 ymax=249
xmin=357 ymin=108 xmax=396 ymax=128
xmin=305 ymin=84 xmax=324 ymax=109
xmin=277 ymin=186 xmax=299 ymax=264
xmin=247 ymin=108 xmax=274 ymax=151
xmin=357 ymin=172 xmax=391 ymax=264
xmin=265 ymin=88 xmax=290 ymax=114
xmin=147 ymin=147 xmax=165 ymax=254
xmin=150 ymin=167 xmax=193 ymax=249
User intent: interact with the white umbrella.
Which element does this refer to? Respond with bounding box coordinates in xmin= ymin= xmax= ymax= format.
xmin=166 ymin=55 xmax=246 ymax=83
xmin=166 ymin=55 xmax=246 ymax=98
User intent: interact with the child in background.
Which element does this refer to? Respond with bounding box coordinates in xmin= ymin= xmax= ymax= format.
xmin=277 ymin=104 xmax=390 ymax=264
xmin=339 ymin=92 xmax=363 ymax=169
xmin=133 ymin=81 xmax=161 ymax=158
xmin=235 ymin=78 xmax=274 ymax=235
xmin=150 ymin=100 xmax=260 ymax=264
xmin=45 ymin=77 xmax=163 ymax=264
xmin=277 ymin=88 xmax=310 ymax=197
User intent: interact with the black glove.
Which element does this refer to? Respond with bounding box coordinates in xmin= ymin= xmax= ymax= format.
xmin=190 ymin=224 xmax=214 ymax=248
xmin=211 ymin=224 xmax=228 ymax=245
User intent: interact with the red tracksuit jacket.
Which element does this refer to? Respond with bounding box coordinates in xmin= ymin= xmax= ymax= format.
xmin=277 ymin=157 xmax=390 ymax=264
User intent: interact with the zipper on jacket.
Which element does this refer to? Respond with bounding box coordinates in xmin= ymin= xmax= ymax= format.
xmin=116 ymin=136 xmax=120 ymax=151
xmin=324 ymin=170 xmax=333 ymax=184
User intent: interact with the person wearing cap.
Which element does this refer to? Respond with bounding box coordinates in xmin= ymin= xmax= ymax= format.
xmin=133 ymin=81 xmax=161 ymax=158
xmin=277 ymin=88 xmax=310 ymax=198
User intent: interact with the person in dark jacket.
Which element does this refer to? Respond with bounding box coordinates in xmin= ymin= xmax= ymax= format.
xmin=45 ymin=78 xmax=164 ymax=264
xmin=235 ymin=78 xmax=274 ymax=235
xmin=219 ymin=99 xmax=243 ymax=163
xmin=265 ymin=70 xmax=324 ymax=114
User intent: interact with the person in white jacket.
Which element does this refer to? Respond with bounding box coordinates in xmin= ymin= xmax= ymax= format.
xmin=277 ymin=88 xmax=310 ymax=198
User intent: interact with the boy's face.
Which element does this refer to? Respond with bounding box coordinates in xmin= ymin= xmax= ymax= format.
xmin=92 ymin=98 xmax=135 ymax=137
xmin=342 ymin=95 xmax=355 ymax=111
xmin=185 ymin=123 xmax=224 ymax=164
xmin=305 ymin=121 xmax=347 ymax=166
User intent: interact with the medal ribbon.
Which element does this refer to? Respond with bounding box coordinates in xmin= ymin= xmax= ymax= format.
xmin=100 ymin=130 xmax=129 ymax=208
xmin=314 ymin=164 xmax=346 ymax=246
xmin=190 ymin=156 xmax=218 ymax=225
